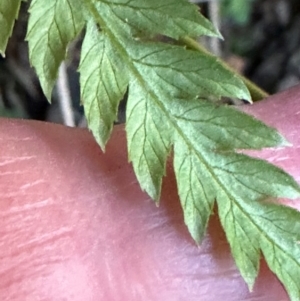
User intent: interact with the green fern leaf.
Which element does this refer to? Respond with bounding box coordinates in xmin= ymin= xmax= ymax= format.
xmin=95 ymin=0 xmax=220 ymax=39
xmin=80 ymin=21 xmax=129 ymax=149
xmin=26 ymin=0 xmax=86 ymax=99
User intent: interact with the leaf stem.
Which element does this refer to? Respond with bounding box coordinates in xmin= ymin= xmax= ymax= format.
xmin=180 ymin=36 xmax=269 ymax=102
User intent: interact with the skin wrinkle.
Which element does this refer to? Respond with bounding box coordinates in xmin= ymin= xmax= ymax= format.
xmin=14 ymin=227 xmax=73 ymax=251
xmin=0 ymin=156 xmax=36 ymax=167
xmin=19 ymin=179 xmax=45 ymax=190
xmin=0 ymin=211 xmax=74 ymax=251
xmin=0 ymin=136 xmax=33 ymax=142
xmin=0 ymin=241 xmax=72 ymax=291
xmin=0 ymin=170 xmax=27 ymax=177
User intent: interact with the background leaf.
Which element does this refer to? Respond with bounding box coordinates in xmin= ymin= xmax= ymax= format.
xmin=0 ymin=0 xmax=22 ymax=55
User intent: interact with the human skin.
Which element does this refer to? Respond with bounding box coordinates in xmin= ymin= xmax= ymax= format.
xmin=0 ymin=85 xmax=299 ymax=301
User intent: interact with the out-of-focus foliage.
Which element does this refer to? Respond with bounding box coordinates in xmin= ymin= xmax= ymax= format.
xmin=221 ymin=0 xmax=254 ymax=25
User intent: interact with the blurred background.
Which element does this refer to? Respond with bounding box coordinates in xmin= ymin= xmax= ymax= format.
xmin=1 ymin=0 xmax=300 ymax=125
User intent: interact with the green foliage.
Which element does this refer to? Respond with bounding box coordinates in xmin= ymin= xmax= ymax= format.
xmin=1 ymin=0 xmax=300 ymax=299
xmin=221 ymin=0 xmax=254 ymax=25
xmin=26 ymin=0 xmax=85 ymax=99
xmin=0 ymin=0 xmax=22 ymax=55
xmin=80 ymin=20 xmax=129 ymax=149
